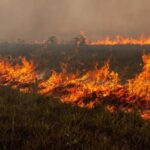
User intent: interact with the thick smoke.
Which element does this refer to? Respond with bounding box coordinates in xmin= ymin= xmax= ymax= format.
xmin=0 ymin=0 xmax=150 ymax=41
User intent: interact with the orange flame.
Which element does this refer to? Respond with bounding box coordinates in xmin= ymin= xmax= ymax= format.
xmin=39 ymin=61 xmax=122 ymax=107
xmin=0 ymin=54 xmax=149 ymax=119
xmin=89 ymin=36 xmax=150 ymax=45
xmin=0 ymin=56 xmax=37 ymax=92
xmin=39 ymin=54 xmax=150 ymax=119
xmin=127 ymin=54 xmax=150 ymax=101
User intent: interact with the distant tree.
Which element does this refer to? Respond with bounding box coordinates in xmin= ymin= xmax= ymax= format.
xmin=79 ymin=34 xmax=86 ymax=46
xmin=47 ymin=36 xmax=57 ymax=45
xmin=74 ymin=33 xmax=86 ymax=47
xmin=17 ymin=38 xmax=25 ymax=44
xmin=74 ymin=37 xmax=80 ymax=47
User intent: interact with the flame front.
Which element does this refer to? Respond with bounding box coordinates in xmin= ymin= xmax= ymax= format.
xmin=39 ymin=54 xmax=150 ymax=119
xmin=127 ymin=54 xmax=150 ymax=101
xmin=39 ymin=62 xmax=121 ymax=107
xmin=39 ymin=55 xmax=150 ymax=105
xmin=0 ymin=57 xmax=37 ymax=92
xmin=0 ymin=54 xmax=149 ymax=119
xmin=90 ymin=36 xmax=150 ymax=45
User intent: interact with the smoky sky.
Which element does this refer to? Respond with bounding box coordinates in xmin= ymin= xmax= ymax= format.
xmin=0 ymin=0 xmax=150 ymax=40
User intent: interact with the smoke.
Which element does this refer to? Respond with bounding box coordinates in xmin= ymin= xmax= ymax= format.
xmin=0 ymin=0 xmax=150 ymax=41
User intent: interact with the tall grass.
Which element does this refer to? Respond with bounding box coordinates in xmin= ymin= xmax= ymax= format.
xmin=0 ymin=87 xmax=149 ymax=149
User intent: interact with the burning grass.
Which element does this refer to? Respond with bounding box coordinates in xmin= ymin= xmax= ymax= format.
xmin=39 ymin=54 xmax=150 ymax=119
xmin=0 ymin=48 xmax=149 ymax=149
xmin=0 ymin=56 xmax=37 ymax=92
xmin=88 ymin=35 xmax=150 ymax=45
xmin=0 ymin=53 xmax=149 ymax=119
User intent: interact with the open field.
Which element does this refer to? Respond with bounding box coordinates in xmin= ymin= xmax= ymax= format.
xmin=0 ymin=43 xmax=149 ymax=149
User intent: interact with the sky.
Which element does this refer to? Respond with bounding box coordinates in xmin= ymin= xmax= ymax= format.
xmin=0 ymin=0 xmax=150 ymax=41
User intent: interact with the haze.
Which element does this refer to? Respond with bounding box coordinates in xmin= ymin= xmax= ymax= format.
xmin=0 ymin=0 xmax=150 ymax=41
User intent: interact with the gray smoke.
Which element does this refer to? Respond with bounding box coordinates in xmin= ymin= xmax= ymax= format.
xmin=0 ymin=0 xmax=150 ymax=41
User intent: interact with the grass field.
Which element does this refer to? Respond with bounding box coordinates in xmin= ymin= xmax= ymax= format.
xmin=0 ymin=86 xmax=150 ymax=150
xmin=0 ymin=43 xmax=149 ymax=149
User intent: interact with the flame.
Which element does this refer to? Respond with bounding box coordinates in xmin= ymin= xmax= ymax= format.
xmin=39 ymin=63 xmax=79 ymax=96
xmin=0 ymin=56 xmax=37 ymax=92
xmin=39 ymin=61 xmax=123 ymax=107
xmin=89 ymin=36 xmax=150 ymax=45
xmin=127 ymin=54 xmax=150 ymax=101
xmin=140 ymin=110 xmax=150 ymax=120
xmin=59 ymin=62 xmax=121 ymax=107
xmin=0 ymin=53 xmax=149 ymax=119
xmin=39 ymin=54 xmax=150 ymax=119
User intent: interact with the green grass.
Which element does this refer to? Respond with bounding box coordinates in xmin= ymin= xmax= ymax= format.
xmin=0 ymin=87 xmax=150 ymax=150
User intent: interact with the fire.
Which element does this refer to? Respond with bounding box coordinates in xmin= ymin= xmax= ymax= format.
xmin=39 ymin=54 xmax=150 ymax=118
xmin=39 ymin=61 xmax=142 ymax=107
xmin=39 ymin=61 xmax=125 ymax=107
xmin=58 ymin=62 xmax=121 ymax=107
xmin=127 ymin=54 xmax=150 ymax=101
xmin=0 ymin=56 xmax=37 ymax=92
xmin=39 ymin=63 xmax=78 ymax=95
xmin=89 ymin=36 xmax=150 ymax=45
xmin=0 ymin=53 xmax=149 ymax=119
